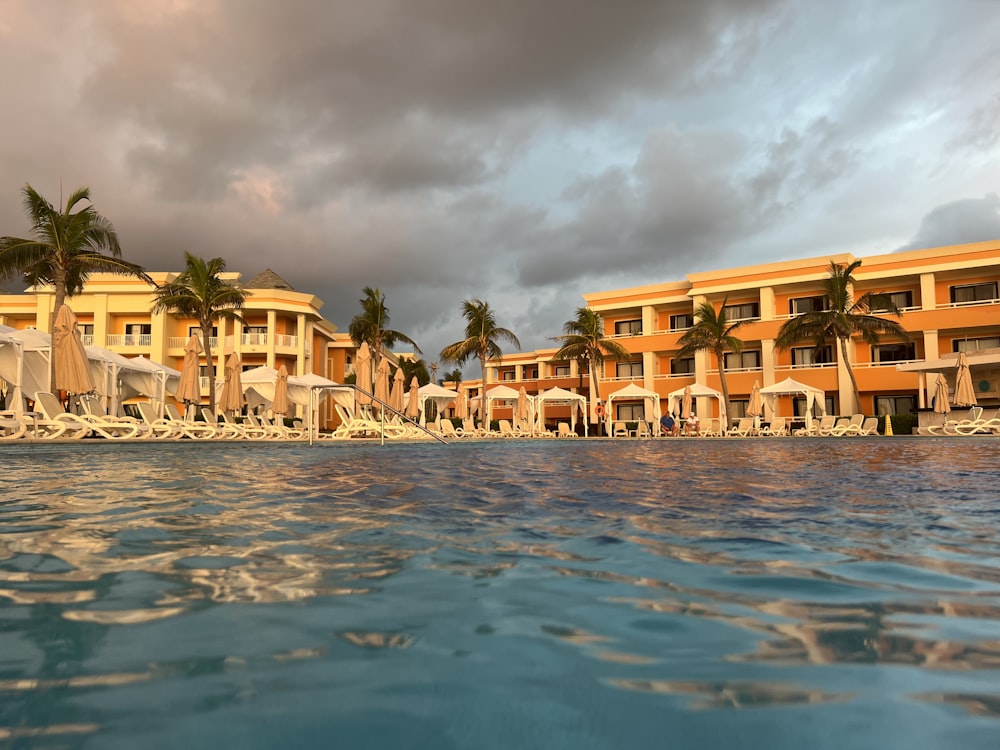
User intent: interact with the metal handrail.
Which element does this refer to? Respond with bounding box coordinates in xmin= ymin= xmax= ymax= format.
xmin=307 ymin=383 xmax=447 ymax=445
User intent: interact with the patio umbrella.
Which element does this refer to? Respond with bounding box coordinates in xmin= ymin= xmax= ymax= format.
xmin=953 ymin=352 xmax=977 ymax=407
xmin=272 ymin=364 xmax=290 ymax=416
xmin=405 ymin=376 xmax=420 ymax=420
xmin=374 ymin=357 xmax=392 ymax=408
xmin=53 ymin=304 xmax=95 ymax=397
xmin=355 ymin=342 xmax=372 ymax=406
xmin=218 ymin=352 xmax=245 ymax=415
xmin=175 ymin=334 xmax=202 ymax=417
xmin=747 ymin=379 xmax=763 ymax=430
xmin=932 ymin=372 xmax=951 ymax=415
xmin=455 ymin=388 xmax=468 ymax=421
xmin=681 ymin=385 xmax=693 ymax=419
xmin=390 ymin=366 xmax=405 ymax=413
xmin=516 ymin=386 xmax=531 ymax=428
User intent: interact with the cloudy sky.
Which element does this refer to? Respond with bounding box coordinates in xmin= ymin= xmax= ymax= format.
xmin=1 ymin=0 xmax=998 ymax=369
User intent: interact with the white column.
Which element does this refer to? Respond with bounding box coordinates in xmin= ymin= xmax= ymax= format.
xmin=296 ymin=314 xmax=307 ymax=376
xmin=759 ymin=286 xmax=776 ymax=321
xmin=642 ymin=305 xmax=655 ymax=334
xmin=642 ymin=351 xmax=656 ymax=391
xmin=761 ymin=339 xmax=776 ymax=385
xmin=266 ymin=310 xmax=277 ymax=368
xmin=920 ymin=273 xmax=936 ymax=311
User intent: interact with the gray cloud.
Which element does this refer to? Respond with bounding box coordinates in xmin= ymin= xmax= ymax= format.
xmin=1 ymin=0 xmax=999 ymax=372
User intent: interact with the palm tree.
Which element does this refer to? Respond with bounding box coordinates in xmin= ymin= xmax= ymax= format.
xmin=776 ymin=259 xmax=908 ymax=414
xmin=348 ymin=287 xmax=420 ymax=364
xmin=440 ymin=299 xmax=520 ymax=427
xmin=552 ymin=307 xmax=630 ymax=419
xmin=0 ymin=184 xmax=151 ymax=385
xmin=398 ymin=357 xmax=431 ymax=387
xmin=677 ymin=298 xmax=746 ymax=430
xmin=151 ymin=252 xmax=248 ymax=406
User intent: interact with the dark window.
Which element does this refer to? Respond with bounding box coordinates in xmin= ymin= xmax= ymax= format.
xmin=791 ymin=346 xmax=834 ymax=366
xmin=616 ymin=403 xmax=645 ymax=421
xmin=954 ymin=337 xmax=1000 ymax=352
xmin=950 ymin=282 xmax=998 ymax=304
xmin=614 ymin=319 xmax=642 ymax=336
xmin=872 ymin=343 xmax=916 ymax=363
xmin=723 ymin=350 xmax=761 ymax=370
xmin=502 ymin=371 xmax=515 ymax=381
xmin=789 ymin=296 xmax=826 ymax=315
xmin=876 ymin=395 xmax=916 ymax=416
xmin=189 ymin=325 xmax=218 ymax=337
xmin=729 ymin=400 xmax=749 ymax=419
xmin=724 ymin=302 xmax=760 ymax=321
xmin=553 ymin=365 xmax=571 ymax=377
xmin=669 ymin=313 xmax=694 ymax=331
xmin=793 ymin=396 xmax=835 ymax=417
xmin=870 ymin=291 xmax=914 ymax=312
xmin=616 ymin=361 xmax=643 ymax=378
xmin=670 ymin=357 xmax=695 ymax=375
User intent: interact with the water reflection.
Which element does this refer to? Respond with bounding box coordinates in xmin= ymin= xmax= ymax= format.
xmin=0 ymin=439 xmax=999 ymax=744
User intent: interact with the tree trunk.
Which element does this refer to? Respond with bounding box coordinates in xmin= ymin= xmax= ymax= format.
xmin=589 ymin=354 xmax=603 ymax=436
xmin=479 ymin=352 xmax=488 ymax=428
xmin=717 ymin=347 xmax=733 ymax=431
xmin=201 ymin=317 xmax=215 ymax=417
xmin=840 ymin=337 xmax=862 ymax=414
xmin=49 ymin=276 xmax=67 ymax=394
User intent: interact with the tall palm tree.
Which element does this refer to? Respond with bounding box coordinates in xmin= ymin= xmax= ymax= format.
xmin=151 ymin=252 xmax=248 ymax=406
xmin=398 ymin=357 xmax=431 ymax=387
xmin=776 ymin=259 xmax=908 ymax=414
xmin=553 ymin=307 xmax=630 ymax=417
xmin=677 ymin=298 xmax=746 ymax=430
xmin=0 ymin=184 xmax=151 ymax=385
xmin=440 ymin=299 xmax=520 ymax=427
xmin=348 ymin=287 xmax=420 ymax=365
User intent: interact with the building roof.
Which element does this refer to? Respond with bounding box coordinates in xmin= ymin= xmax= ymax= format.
xmin=243 ymin=268 xmax=295 ymax=291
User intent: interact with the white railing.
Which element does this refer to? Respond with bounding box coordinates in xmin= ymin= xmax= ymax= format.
xmin=80 ymin=335 xmax=95 ymax=346
xmin=275 ymin=334 xmax=297 ymax=348
xmin=106 ymin=334 xmax=152 ymax=348
xmin=242 ymin=333 xmax=268 ymax=346
xmin=168 ymin=336 xmax=219 ymax=349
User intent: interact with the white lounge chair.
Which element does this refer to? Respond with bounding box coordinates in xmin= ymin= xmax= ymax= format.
xmin=633 ymin=420 xmax=652 ymax=438
xmin=135 ymin=401 xmax=183 ymax=439
xmin=727 ymin=417 xmax=755 ymax=437
xmin=556 ymin=422 xmax=577 ymax=438
xmin=830 ymin=414 xmax=865 ymax=436
xmin=80 ymin=395 xmax=146 ymax=438
xmin=34 ymin=392 xmax=133 ymax=439
xmin=795 ymin=415 xmax=835 ymax=436
xmin=162 ymin=404 xmax=217 ymax=439
xmin=759 ymin=416 xmax=788 ymax=436
xmin=259 ymin=413 xmax=306 ymax=440
xmin=857 ymin=417 xmax=880 ymax=436
xmin=611 ymin=421 xmax=628 ymax=438
xmin=0 ymin=410 xmax=29 ymax=440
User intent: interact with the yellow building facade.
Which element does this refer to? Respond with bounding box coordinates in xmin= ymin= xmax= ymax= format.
xmin=474 ymin=240 xmax=1000 ymax=426
xmin=0 ymin=268 xmax=356 ymax=423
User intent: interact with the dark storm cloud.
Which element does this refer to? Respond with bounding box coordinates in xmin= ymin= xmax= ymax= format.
xmin=896 ymin=195 xmax=1000 ymax=253
xmin=1 ymin=0 xmax=999 ymax=368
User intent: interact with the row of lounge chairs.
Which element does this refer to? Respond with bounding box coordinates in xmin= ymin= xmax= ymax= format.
xmin=918 ymin=407 xmax=1000 ymax=436
xmin=0 ymin=391 xmax=310 ymax=441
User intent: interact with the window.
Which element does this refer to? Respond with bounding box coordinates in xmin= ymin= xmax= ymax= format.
xmin=553 ymin=365 xmax=571 ymax=377
xmin=871 ymin=343 xmax=916 ymax=363
xmin=723 ymin=350 xmax=761 ymax=370
xmin=724 ymin=302 xmax=760 ymax=321
xmin=869 ymin=291 xmax=914 ymax=312
xmin=244 ymin=325 xmax=267 ymax=345
xmin=670 ymin=357 xmax=695 ymax=375
xmin=950 ymin=282 xmax=998 ymax=304
xmin=789 ymin=296 xmax=826 ymax=315
xmin=614 ymin=319 xmax=642 ymax=336
xmin=502 ymin=371 xmax=515 ymax=381
xmin=728 ymin=400 xmax=749 ymax=419
xmin=124 ymin=323 xmax=151 ymax=346
xmin=791 ymin=346 xmax=834 ymax=366
xmin=793 ymin=396 xmax=835 ymax=417
xmin=616 ymin=361 xmax=643 ymax=379
xmin=616 ymin=403 xmax=645 ymax=421
xmin=189 ymin=325 xmax=218 ymax=337
xmin=954 ymin=337 xmax=1000 ymax=353
xmin=669 ymin=313 xmax=694 ymax=331
xmin=525 ymin=368 xmax=538 ymax=379
xmin=875 ymin=395 xmax=916 ymax=416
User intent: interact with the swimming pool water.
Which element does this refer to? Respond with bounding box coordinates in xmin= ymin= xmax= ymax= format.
xmin=1 ymin=438 xmax=999 ymax=748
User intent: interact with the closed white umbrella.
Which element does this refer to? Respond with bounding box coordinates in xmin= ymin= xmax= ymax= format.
xmin=175 ymin=334 xmax=203 ymax=417
xmin=53 ymin=304 xmax=95 ymax=397
xmin=953 ymin=352 xmax=977 ymax=407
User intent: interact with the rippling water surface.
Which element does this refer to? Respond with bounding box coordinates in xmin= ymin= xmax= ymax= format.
xmin=1 ymin=438 xmax=999 ymax=748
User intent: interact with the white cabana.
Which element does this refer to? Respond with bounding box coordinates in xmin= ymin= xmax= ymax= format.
xmin=605 ymin=382 xmax=661 ymax=431
xmin=535 ymin=386 xmax=588 ymax=436
xmin=0 ymin=326 xmax=52 ymax=414
xmin=404 ymin=382 xmax=459 ymax=426
xmin=483 ymin=384 xmax=522 ymax=425
xmin=85 ymin=346 xmax=180 ymax=417
xmin=666 ymin=382 xmax=725 ymax=423
xmin=759 ymin=377 xmax=827 ymax=430
xmin=242 ymin=367 xmax=354 ymax=415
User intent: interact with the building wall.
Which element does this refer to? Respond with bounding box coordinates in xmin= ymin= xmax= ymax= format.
xmin=472 ymin=240 xmax=1000 ymax=424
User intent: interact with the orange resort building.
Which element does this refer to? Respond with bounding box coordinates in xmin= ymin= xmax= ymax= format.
xmin=0 ymin=269 xmax=357 ymax=428
xmin=469 ymin=240 xmax=1000 ymax=429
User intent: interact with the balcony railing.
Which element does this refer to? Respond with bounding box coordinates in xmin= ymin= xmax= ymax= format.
xmin=106 ymin=334 xmax=152 ymax=348
xmin=168 ymin=336 xmax=219 ymax=349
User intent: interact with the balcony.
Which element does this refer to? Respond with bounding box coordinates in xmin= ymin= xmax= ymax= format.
xmin=106 ymin=334 xmax=152 ymax=349
xmin=168 ymin=336 xmax=219 ymax=350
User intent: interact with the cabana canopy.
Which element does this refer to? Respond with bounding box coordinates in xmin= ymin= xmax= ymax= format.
xmin=484 ymin=384 xmax=522 ymax=425
xmin=535 ymin=386 xmax=588 ymax=436
xmin=405 ymin=382 xmax=459 ymax=426
xmin=759 ymin=377 xmax=827 ymax=428
xmin=605 ymin=381 xmax=661 ymax=427
xmin=666 ymin=382 xmax=724 ymax=421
